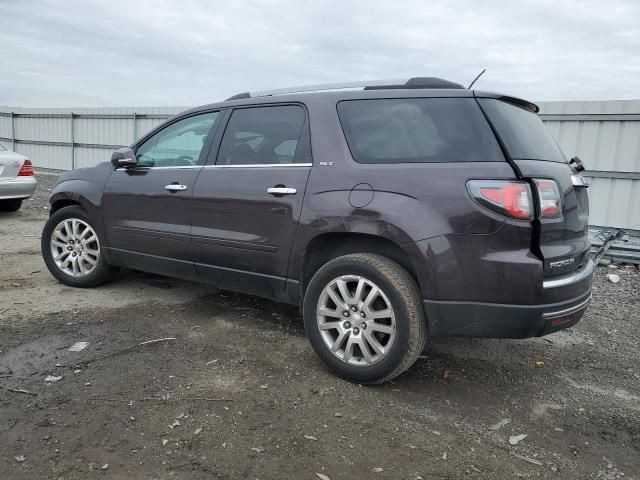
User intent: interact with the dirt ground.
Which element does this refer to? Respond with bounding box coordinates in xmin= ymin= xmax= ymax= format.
xmin=1 ymin=172 xmax=639 ymax=480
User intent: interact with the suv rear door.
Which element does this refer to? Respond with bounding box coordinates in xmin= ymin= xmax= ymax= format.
xmin=190 ymin=104 xmax=312 ymax=299
xmin=478 ymin=98 xmax=590 ymax=277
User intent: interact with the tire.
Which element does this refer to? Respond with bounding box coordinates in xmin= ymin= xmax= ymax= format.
xmin=0 ymin=199 xmax=23 ymax=211
xmin=303 ymin=253 xmax=427 ymax=384
xmin=41 ymin=205 xmax=116 ymax=287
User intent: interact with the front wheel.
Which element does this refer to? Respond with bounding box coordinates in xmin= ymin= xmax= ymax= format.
xmin=303 ymin=253 xmax=427 ymax=384
xmin=41 ymin=206 xmax=116 ymax=287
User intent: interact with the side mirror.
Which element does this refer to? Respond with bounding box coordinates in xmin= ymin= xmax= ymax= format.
xmin=111 ymin=147 xmax=137 ymax=168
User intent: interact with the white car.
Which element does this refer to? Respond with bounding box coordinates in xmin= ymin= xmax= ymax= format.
xmin=0 ymin=142 xmax=36 ymax=211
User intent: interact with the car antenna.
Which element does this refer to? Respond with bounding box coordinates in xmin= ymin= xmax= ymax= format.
xmin=467 ymin=68 xmax=486 ymax=89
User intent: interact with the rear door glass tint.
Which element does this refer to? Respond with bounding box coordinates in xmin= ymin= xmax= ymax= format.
xmin=217 ymin=105 xmax=308 ymax=165
xmin=337 ymin=98 xmax=503 ymax=163
xmin=478 ymin=98 xmax=566 ymax=163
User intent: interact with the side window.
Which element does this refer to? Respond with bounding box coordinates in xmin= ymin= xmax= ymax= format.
xmin=217 ymin=105 xmax=308 ymax=165
xmin=135 ymin=112 xmax=219 ymax=167
xmin=337 ymin=98 xmax=503 ymax=163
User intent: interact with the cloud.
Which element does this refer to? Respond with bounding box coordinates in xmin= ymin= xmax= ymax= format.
xmin=0 ymin=0 xmax=638 ymax=106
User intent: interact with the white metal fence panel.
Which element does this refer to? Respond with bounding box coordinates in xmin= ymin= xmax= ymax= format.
xmin=1 ymin=100 xmax=639 ymax=230
xmin=15 ymin=143 xmax=71 ymax=171
xmin=0 ymin=106 xmax=184 ymax=171
xmin=538 ymin=100 xmax=640 ymax=231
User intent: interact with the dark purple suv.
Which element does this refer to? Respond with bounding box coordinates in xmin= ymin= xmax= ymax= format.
xmin=41 ymin=77 xmax=593 ymax=383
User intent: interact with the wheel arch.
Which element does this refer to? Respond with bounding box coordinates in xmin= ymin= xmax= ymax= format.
xmin=50 ymin=197 xmax=83 ymax=214
xmin=47 ymin=188 xmax=108 ymax=259
xmin=299 ymin=232 xmax=420 ymax=294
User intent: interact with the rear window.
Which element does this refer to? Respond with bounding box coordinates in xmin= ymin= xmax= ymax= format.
xmin=478 ymin=98 xmax=565 ymax=163
xmin=337 ymin=98 xmax=503 ymax=164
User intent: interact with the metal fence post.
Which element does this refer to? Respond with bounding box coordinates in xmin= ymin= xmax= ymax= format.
xmin=10 ymin=112 xmax=15 ymax=151
xmin=70 ymin=112 xmax=75 ymax=169
xmin=132 ymin=112 xmax=137 ymax=143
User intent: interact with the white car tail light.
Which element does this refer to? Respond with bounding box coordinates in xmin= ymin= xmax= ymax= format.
xmin=533 ymin=179 xmax=562 ymax=218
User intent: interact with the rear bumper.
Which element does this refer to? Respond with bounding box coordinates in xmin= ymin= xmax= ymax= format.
xmin=0 ymin=177 xmax=37 ymax=200
xmin=424 ymin=259 xmax=594 ymax=338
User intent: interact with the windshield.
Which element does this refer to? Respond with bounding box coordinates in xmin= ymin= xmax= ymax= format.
xmin=478 ymin=98 xmax=566 ymax=163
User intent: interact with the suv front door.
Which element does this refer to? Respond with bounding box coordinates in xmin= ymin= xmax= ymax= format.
xmin=190 ymin=104 xmax=312 ymax=300
xmin=103 ymin=111 xmax=220 ymax=278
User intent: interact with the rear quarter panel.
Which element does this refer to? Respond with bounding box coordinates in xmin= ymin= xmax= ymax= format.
xmin=289 ymin=97 xmax=523 ymax=299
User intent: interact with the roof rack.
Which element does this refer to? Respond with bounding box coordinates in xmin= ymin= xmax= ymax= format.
xmin=225 ymin=77 xmax=465 ymax=101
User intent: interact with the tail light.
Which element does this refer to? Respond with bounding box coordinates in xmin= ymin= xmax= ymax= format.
xmin=467 ymin=180 xmax=533 ymax=220
xmin=533 ymin=179 xmax=562 ymax=218
xmin=18 ymin=159 xmax=34 ymax=176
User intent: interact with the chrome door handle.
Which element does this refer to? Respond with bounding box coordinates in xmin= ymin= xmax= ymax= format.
xmin=267 ymin=187 xmax=297 ymax=195
xmin=165 ymin=184 xmax=188 ymax=192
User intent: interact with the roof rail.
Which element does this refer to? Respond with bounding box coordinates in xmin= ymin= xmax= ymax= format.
xmin=225 ymin=77 xmax=464 ymax=101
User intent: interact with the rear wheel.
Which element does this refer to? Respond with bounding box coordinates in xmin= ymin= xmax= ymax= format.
xmin=0 ymin=199 xmax=23 ymax=211
xmin=303 ymin=253 xmax=427 ymax=383
xmin=41 ymin=206 xmax=116 ymax=287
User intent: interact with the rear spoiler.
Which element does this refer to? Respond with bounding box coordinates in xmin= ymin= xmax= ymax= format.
xmin=473 ymin=91 xmax=540 ymax=113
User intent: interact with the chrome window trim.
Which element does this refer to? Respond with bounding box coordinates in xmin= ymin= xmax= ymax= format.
xmin=115 ymin=163 xmax=313 ymax=172
xmin=542 ymin=258 xmax=594 ymax=289
xmin=115 ymin=165 xmax=200 ymax=171
xmin=204 ymin=163 xmax=312 ymax=169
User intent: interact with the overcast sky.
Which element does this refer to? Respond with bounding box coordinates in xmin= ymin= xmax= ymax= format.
xmin=1 ymin=0 xmax=638 ymax=107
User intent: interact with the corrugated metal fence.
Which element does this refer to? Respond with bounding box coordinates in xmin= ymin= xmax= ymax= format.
xmin=538 ymin=100 xmax=640 ymax=233
xmin=0 ymin=106 xmax=185 ymax=170
xmin=1 ymin=101 xmax=639 ymax=231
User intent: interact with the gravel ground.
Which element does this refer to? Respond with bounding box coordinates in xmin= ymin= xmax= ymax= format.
xmin=0 ymin=171 xmax=639 ymax=479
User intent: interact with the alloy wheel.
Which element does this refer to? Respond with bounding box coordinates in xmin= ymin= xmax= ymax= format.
xmin=316 ymin=275 xmax=396 ymax=366
xmin=50 ymin=218 xmax=100 ymax=278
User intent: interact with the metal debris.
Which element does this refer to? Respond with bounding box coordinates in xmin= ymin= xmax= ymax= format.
xmin=489 ymin=418 xmax=511 ymax=430
xmin=512 ymin=453 xmax=543 ymax=466
xmin=138 ymin=337 xmax=176 ymax=346
xmin=4 ymin=387 xmax=36 ymax=396
xmin=68 ymin=341 xmax=89 ymax=352
xmin=509 ymin=434 xmax=527 ymax=445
